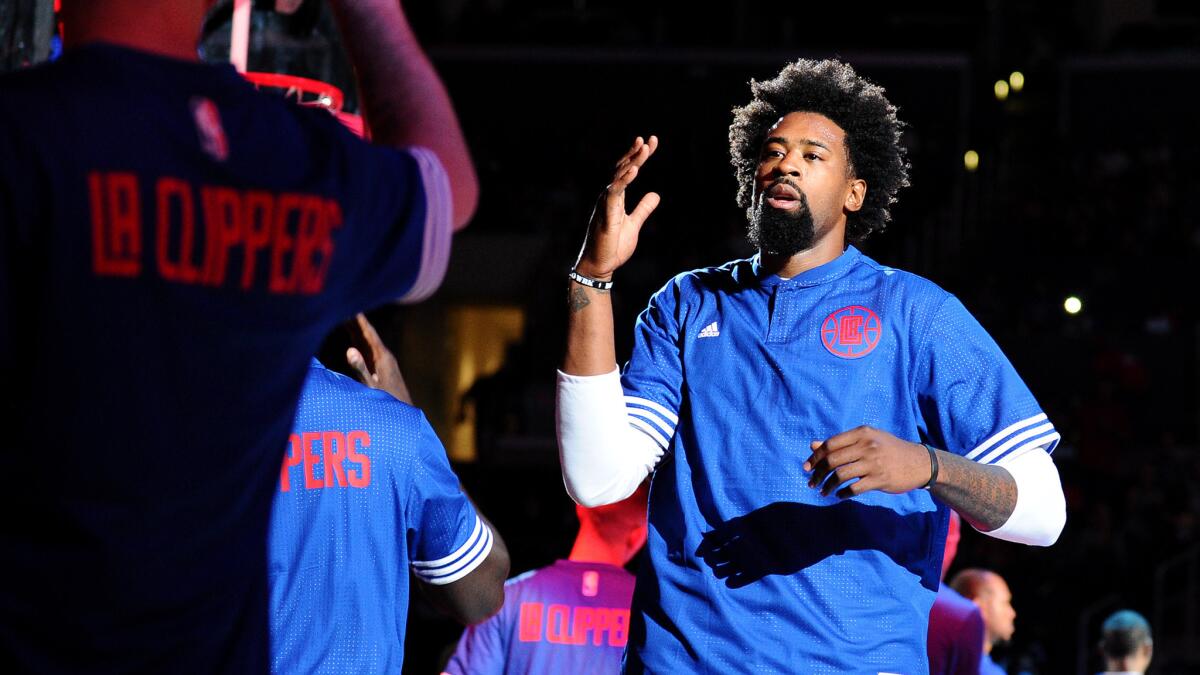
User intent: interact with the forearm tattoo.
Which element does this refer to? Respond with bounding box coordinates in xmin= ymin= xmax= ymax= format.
xmin=931 ymin=451 xmax=1017 ymax=531
xmin=567 ymin=286 xmax=608 ymax=314
xmin=568 ymin=286 xmax=590 ymax=313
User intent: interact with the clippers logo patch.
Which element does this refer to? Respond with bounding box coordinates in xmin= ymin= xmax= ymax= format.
xmin=821 ymin=305 xmax=882 ymax=359
xmin=191 ymin=97 xmax=229 ymax=162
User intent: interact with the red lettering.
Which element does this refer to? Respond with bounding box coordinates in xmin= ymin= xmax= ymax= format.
xmin=572 ymin=607 xmax=596 ymax=645
xmin=321 ymin=431 xmax=348 ymax=488
xmin=89 ymin=171 xmax=141 ymax=277
xmin=546 ymin=604 xmax=572 ymax=644
xmin=241 ymin=190 xmax=274 ymax=289
xmin=301 ymin=200 xmax=342 ymax=294
xmin=610 ymin=609 xmax=630 ymax=647
xmin=86 ymin=173 xmax=344 ymax=295
xmin=269 ymin=193 xmax=302 ymax=293
xmin=593 ymin=608 xmax=613 ymax=645
xmin=291 ymin=197 xmax=322 ymax=294
xmin=200 ymin=186 xmax=242 ymax=286
xmin=518 ymin=602 xmax=543 ymax=643
xmin=839 ymin=315 xmax=864 ymax=345
xmin=155 ymin=177 xmax=203 ymax=283
xmin=301 ymin=431 xmax=322 ymax=490
xmin=346 ymin=430 xmax=371 ymax=488
xmin=279 ymin=434 xmax=302 ymax=492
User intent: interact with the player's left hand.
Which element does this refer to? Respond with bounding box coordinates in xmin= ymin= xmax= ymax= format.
xmin=804 ymin=426 xmax=931 ymax=498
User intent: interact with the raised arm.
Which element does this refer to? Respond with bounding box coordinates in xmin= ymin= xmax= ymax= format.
xmin=557 ymin=137 xmax=665 ymax=507
xmin=344 ymin=313 xmax=412 ymax=404
xmin=327 ymin=0 xmax=478 ymax=229
xmin=564 ymin=136 xmax=661 ymax=375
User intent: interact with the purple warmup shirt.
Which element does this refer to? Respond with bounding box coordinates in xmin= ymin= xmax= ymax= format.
xmin=444 ymin=560 xmax=635 ymax=675
xmin=927 ymin=582 xmax=986 ymax=675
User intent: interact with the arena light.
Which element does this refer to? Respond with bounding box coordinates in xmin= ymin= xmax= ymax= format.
xmin=963 ymin=150 xmax=980 ymax=172
xmin=994 ymin=80 xmax=1010 ymax=101
xmin=1009 ymin=71 xmax=1025 ymax=92
xmin=1064 ymin=296 xmax=1083 ymax=315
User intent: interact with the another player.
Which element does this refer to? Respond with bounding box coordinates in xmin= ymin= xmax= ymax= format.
xmin=442 ymin=483 xmax=649 ymax=675
xmin=271 ymin=316 xmax=509 ymax=672
xmin=927 ymin=512 xmax=987 ymax=675
xmin=1097 ymin=609 xmax=1153 ymax=675
xmin=0 ymin=0 xmax=476 ymax=671
xmin=556 ymin=58 xmax=1066 ymax=672
xmin=951 ymin=568 xmax=1018 ymax=675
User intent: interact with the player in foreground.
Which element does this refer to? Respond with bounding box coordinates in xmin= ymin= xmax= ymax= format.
xmin=556 ymin=58 xmax=1066 ymax=672
xmin=0 ymin=0 xmax=475 ymax=671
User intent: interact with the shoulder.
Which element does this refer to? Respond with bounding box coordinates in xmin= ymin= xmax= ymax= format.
xmin=299 ymin=361 xmax=427 ymax=430
xmin=854 ymin=252 xmax=953 ymax=302
xmin=652 ymin=257 xmax=755 ymax=303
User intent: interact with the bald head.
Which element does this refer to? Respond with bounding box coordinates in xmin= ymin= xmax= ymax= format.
xmin=569 ymin=483 xmax=650 ymax=567
xmin=950 ymin=568 xmax=1015 ymax=651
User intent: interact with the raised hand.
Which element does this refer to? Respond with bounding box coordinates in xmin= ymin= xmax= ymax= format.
xmin=573 ymin=136 xmax=662 ymax=280
xmin=345 ymin=312 xmax=413 ymax=405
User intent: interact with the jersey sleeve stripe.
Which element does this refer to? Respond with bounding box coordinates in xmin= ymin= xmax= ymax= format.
xmin=988 ymin=431 xmax=1061 ymax=466
xmin=412 ymin=515 xmax=484 ymax=569
xmin=627 ymin=406 xmax=674 ymax=437
xmin=396 ymin=146 xmax=452 ymax=305
xmin=965 ymin=413 xmax=1048 ymax=460
xmin=624 ymin=396 xmax=679 ymax=426
xmin=629 ymin=417 xmax=670 ymax=450
xmin=974 ymin=422 xmax=1056 ymax=464
xmin=416 ymin=525 xmax=494 ymax=586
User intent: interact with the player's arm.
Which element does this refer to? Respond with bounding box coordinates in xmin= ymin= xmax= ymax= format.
xmin=804 ymin=427 xmax=1064 ymax=545
xmin=416 ymin=507 xmax=509 ymax=625
xmin=558 ymin=137 xmax=665 ymax=507
xmin=345 ymin=316 xmax=507 ymax=622
xmin=344 ymin=313 xmax=412 ymax=404
xmin=327 ymin=0 xmax=478 ymax=229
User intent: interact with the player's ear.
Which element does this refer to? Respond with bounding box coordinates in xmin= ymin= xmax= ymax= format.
xmin=844 ymin=179 xmax=866 ymax=213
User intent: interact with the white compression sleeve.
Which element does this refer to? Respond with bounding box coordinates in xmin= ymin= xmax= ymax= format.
xmin=984 ymin=447 xmax=1066 ymax=546
xmin=556 ymin=368 xmax=663 ymax=507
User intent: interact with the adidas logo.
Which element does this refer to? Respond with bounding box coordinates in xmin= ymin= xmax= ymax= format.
xmin=697 ymin=322 xmax=720 ymax=339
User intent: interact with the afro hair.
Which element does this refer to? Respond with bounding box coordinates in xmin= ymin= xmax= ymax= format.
xmin=729 ymin=59 xmax=910 ymax=243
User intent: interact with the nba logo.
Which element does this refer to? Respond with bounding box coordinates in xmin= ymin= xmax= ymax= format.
xmin=582 ymin=570 xmax=600 ymax=597
xmin=190 ymin=97 xmax=229 ymax=162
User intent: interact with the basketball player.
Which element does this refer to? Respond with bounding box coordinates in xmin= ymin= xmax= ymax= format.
xmin=0 ymin=0 xmax=476 ymax=671
xmin=271 ymin=347 xmax=509 ymax=673
xmin=443 ymin=483 xmax=649 ymax=675
xmin=556 ymin=58 xmax=1066 ymax=672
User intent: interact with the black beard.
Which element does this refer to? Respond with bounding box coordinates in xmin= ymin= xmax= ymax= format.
xmin=745 ymin=186 xmax=815 ymax=257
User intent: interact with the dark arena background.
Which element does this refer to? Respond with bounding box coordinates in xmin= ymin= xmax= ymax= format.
xmin=4 ymin=1 xmax=1199 ymax=673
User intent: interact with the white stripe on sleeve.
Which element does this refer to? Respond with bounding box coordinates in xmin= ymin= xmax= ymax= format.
xmin=411 ymin=515 xmax=494 ymax=585
xmin=965 ymin=413 xmax=1048 ymax=461
xmin=557 ymin=368 xmax=665 ymax=507
xmin=396 ymin=146 xmax=452 ymax=305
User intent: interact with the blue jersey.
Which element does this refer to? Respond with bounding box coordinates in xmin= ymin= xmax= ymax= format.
xmin=620 ymin=247 xmax=1058 ymax=674
xmin=270 ymin=361 xmax=489 ymax=673
xmin=980 ymin=653 xmax=1006 ymax=675
xmin=444 ymin=560 xmax=635 ymax=675
xmin=0 ymin=45 xmax=451 ymax=672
